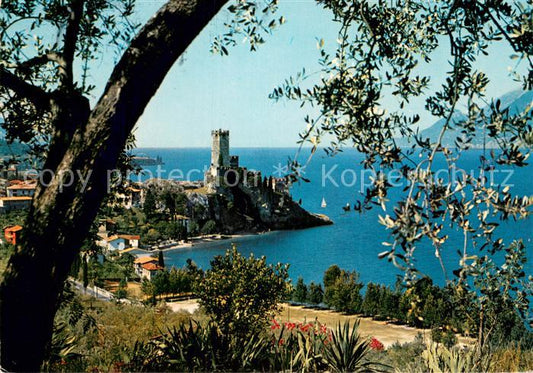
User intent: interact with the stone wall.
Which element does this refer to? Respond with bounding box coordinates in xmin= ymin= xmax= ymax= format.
xmin=211 ymin=129 xmax=229 ymax=167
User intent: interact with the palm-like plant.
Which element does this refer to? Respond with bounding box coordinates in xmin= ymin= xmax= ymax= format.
xmin=322 ymin=320 xmax=380 ymax=372
xmin=422 ymin=342 xmax=477 ymax=373
xmin=270 ymin=324 xmax=327 ymax=372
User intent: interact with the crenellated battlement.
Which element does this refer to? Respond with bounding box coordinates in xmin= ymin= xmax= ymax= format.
xmin=211 ymin=129 xmax=229 ymax=136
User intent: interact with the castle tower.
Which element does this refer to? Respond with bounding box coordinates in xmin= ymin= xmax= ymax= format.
xmin=211 ymin=129 xmax=230 ymax=168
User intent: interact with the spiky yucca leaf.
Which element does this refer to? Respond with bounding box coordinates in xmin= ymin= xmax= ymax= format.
xmin=322 ymin=320 xmax=380 ymax=372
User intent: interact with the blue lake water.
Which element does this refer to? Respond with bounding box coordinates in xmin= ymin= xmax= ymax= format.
xmin=133 ymin=147 xmax=533 ymax=286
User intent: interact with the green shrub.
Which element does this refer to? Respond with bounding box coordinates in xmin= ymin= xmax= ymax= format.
xmin=308 ymin=282 xmax=324 ymax=304
xmin=442 ymin=329 xmax=458 ymax=349
xmin=385 ymin=333 xmax=426 ymax=371
xmin=293 ymin=277 xmax=308 ymax=303
xmin=431 ymin=328 xmax=443 ymax=343
xmin=196 ymin=247 xmax=289 ymax=338
xmin=200 ymin=220 xmax=217 ymax=235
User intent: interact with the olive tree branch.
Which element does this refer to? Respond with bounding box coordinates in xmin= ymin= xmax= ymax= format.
xmin=0 ymin=67 xmax=52 ymax=111
xmin=0 ymin=16 xmax=60 ymax=41
xmin=16 ymin=52 xmax=67 ymax=73
xmin=61 ymin=0 xmax=85 ymax=89
xmin=483 ymin=5 xmax=533 ymax=69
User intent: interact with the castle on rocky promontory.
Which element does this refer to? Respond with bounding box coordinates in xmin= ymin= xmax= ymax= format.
xmin=200 ymin=129 xmax=331 ymax=232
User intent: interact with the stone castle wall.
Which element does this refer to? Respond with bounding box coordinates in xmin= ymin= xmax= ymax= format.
xmin=211 ymin=129 xmax=230 ymax=167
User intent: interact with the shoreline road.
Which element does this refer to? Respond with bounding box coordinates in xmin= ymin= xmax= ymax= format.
xmin=69 ymin=278 xmax=115 ymax=302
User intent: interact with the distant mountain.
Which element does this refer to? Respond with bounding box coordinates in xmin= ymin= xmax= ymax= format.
xmin=399 ymin=90 xmax=533 ymax=148
xmin=507 ymin=90 xmax=533 ymax=116
xmin=417 ymin=111 xmax=468 ymax=147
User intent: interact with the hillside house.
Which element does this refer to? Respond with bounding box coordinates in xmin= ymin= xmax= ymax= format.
xmin=0 ymin=164 xmax=18 ymax=179
xmin=133 ymin=256 xmax=163 ymax=280
xmin=4 ymin=225 xmax=22 ymax=245
xmin=6 ymin=181 xmax=36 ymax=197
xmin=175 ymin=214 xmax=191 ymax=232
xmin=97 ymin=218 xmax=117 ymax=239
xmin=124 ymin=186 xmax=144 ymax=209
xmin=139 ymin=262 xmax=164 ymax=280
xmin=101 ymin=234 xmax=140 ymax=252
xmin=0 ymin=196 xmax=32 ymax=213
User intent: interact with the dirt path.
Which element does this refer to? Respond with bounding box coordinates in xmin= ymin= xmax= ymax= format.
xmin=277 ymin=304 xmax=430 ymax=347
xmin=166 ymin=301 xmax=472 ymax=348
xmin=166 ymin=299 xmax=200 ymax=314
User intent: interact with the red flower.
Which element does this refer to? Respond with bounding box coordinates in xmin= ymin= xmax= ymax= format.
xmin=278 ymin=338 xmax=284 ymax=346
xmin=300 ymin=323 xmax=313 ymax=333
xmin=370 ymin=337 xmax=384 ymax=351
xmin=271 ymin=319 xmax=281 ymax=330
xmin=320 ymin=324 xmax=328 ymax=334
xmin=285 ymin=322 xmax=296 ymax=331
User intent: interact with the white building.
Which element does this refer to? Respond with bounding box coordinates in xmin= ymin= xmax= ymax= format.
xmin=0 ymin=196 xmax=32 ymax=213
xmin=7 ymin=181 xmax=37 ymax=197
xmin=102 ymin=234 xmax=140 ymax=252
xmin=133 ymin=256 xmax=163 ymax=280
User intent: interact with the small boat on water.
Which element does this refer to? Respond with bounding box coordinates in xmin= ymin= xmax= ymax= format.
xmin=321 ymin=197 xmax=327 ymax=208
xmin=131 ymin=154 xmax=164 ymax=166
xmin=342 ymin=203 xmax=350 ymax=212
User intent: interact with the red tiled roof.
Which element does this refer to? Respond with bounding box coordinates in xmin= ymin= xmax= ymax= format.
xmin=134 ymin=256 xmax=158 ymax=264
xmin=141 ymin=263 xmax=163 ymax=271
xmin=105 ymin=234 xmax=139 ymax=242
xmin=7 ymin=183 xmax=36 ymax=190
xmin=118 ymin=234 xmax=140 ymax=240
xmin=4 ymin=225 xmax=23 ymax=233
xmin=104 ymin=235 xmax=120 ymax=242
xmin=0 ymin=196 xmax=32 ymax=201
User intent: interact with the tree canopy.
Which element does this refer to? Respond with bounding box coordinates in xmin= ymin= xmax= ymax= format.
xmin=0 ymin=0 xmax=282 ymax=369
xmin=272 ymin=0 xmax=532 ymax=349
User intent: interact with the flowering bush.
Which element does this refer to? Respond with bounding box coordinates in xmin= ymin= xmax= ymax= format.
xmin=370 ymin=337 xmax=384 ymax=351
xmin=125 ymin=319 xmax=382 ymax=372
xmin=270 ymin=319 xmax=331 ymax=340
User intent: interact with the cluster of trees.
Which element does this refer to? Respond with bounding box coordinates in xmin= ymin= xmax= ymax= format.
xmin=143 ymin=189 xmax=188 ymax=221
xmin=71 ymin=252 xmax=138 ymax=289
xmin=142 ymin=222 xmax=189 ymax=246
xmin=292 ymin=277 xmax=324 ymax=305
xmin=196 ymin=247 xmax=290 ymax=338
xmin=142 ymin=267 xmax=195 ymax=299
xmin=46 ymin=250 xmax=533 ymax=372
xmin=291 ymin=265 xmax=365 ymax=314
xmin=292 ymin=265 xmax=533 ymax=348
xmin=108 ymin=189 xmax=220 ymax=246
xmin=102 ymin=202 xmax=190 ymax=246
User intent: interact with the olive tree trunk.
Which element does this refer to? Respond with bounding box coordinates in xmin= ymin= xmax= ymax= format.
xmin=0 ymin=1 xmax=226 ymax=370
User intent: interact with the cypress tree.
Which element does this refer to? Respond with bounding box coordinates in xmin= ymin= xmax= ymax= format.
xmin=158 ymin=250 xmax=165 ymax=268
xmin=293 ymin=277 xmax=308 ymax=303
xmin=82 ymin=254 xmax=88 ymax=289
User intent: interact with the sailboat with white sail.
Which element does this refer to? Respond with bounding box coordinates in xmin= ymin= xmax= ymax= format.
xmin=321 ymin=197 xmax=327 ymax=208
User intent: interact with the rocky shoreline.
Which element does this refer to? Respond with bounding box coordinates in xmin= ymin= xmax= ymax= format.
xmin=196 ymin=181 xmax=333 ymax=234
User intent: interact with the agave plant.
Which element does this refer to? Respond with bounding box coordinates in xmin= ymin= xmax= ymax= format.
xmin=41 ymin=321 xmax=83 ymax=372
xmin=270 ymin=323 xmax=328 ymax=372
xmin=239 ymin=332 xmax=271 ymax=371
xmin=322 ymin=320 xmax=382 ymax=372
xmin=162 ymin=320 xmax=228 ymax=371
xmin=422 ymin=342 xmax=476 ymax=373
xmin=124 ymin=340 xmax=168 ymax=372
xmin=127 ymin=319 xmax=273 ymax=371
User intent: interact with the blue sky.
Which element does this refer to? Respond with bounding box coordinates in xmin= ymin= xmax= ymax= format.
xmin=87 ymin=1 xmax=527 ymax=148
